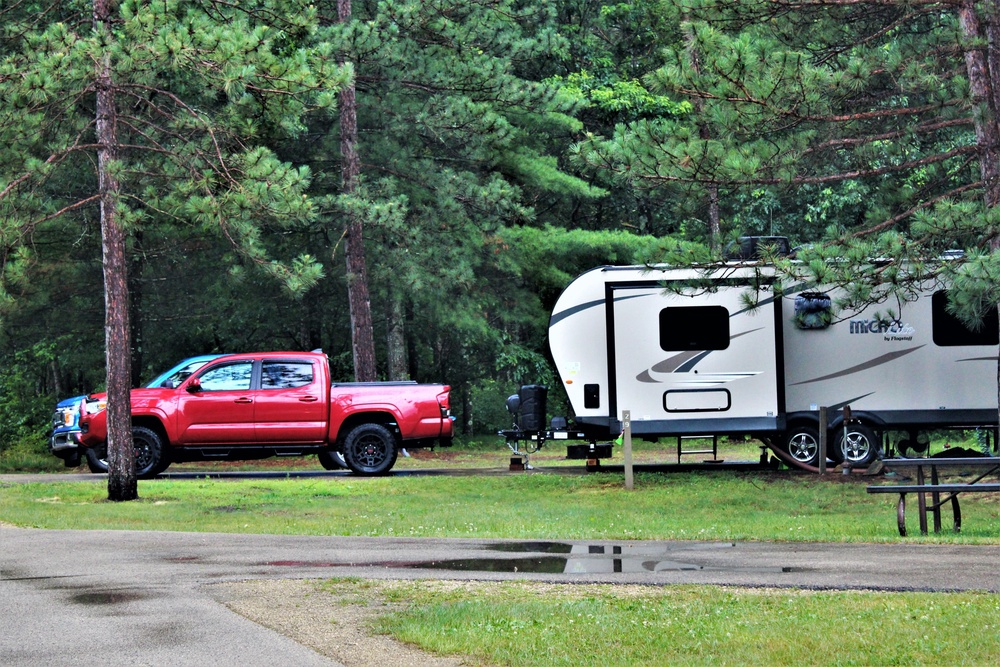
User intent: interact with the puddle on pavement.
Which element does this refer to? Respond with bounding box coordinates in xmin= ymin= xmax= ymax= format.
xmin=406 ymin=556 xmax=568 ymax=573
xmin=260 ymin=541 xmax=792 ymax=575
xmin=485 ymin=541 xmax=573 ymax=554
xmin=69 ymin=591 xmax=149 ymax=606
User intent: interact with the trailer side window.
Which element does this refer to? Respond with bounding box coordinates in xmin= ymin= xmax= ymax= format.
xmin=659 ymin=306 xmax=730 ymax=350
xmin=932 ymin=291 xmax=999 ymax=346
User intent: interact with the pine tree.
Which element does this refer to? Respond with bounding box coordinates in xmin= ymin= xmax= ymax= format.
xmin=575 ymin=2 xmax=1000 ymax=295
xmin=0 ymin=0 xmax=346 ymax=499
xmin=575 ymin=0 xmax=1000 ymax=422
xmin=307 ymin=0 xmax=604 ymax=391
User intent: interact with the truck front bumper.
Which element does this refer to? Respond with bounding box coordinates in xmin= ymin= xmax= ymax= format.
xmin=49 ymin=429 xmax=82 ymax=456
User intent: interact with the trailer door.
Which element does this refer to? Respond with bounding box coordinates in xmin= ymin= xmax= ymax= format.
xmin=609 ymin=282 xmax=782 ymax=436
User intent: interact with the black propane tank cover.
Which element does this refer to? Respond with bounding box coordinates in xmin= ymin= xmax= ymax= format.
xmin=517 ymin=385 xmax=548 ymax=433
xmin=505 ymin=394 xmax=521 ymax=416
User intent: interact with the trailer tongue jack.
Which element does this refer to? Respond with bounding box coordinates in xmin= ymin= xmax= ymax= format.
xmin=501 ymin=384 xmax=608 ymax=470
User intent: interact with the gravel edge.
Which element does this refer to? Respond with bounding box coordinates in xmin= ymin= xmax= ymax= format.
xmin=208 ymin=579 xmax=469 ymax=667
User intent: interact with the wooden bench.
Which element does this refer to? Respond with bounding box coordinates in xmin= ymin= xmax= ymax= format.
xmin=866 ymin=458 xmax=1000 ymax=536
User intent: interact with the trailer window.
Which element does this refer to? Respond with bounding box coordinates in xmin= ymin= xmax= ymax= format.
xmin=932 ymin=291 xmax=999 ymax=346
xmin=659 ymin=306 xmax=730 ymax=351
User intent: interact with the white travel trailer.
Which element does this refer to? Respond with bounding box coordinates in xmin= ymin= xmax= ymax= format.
xmin=547 ymin=261 xmax=999 ymax=467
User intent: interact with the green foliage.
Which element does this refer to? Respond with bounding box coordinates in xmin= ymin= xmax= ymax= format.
xmin=573 ymin=1 xmax=995 ymax=279
xmin=0 ymin=435 xmax=63 ymax=473
xmin=0 ymin=0 xmax=347 ymax=310
xmin=0 ymin=342 xmax=61 ymax=449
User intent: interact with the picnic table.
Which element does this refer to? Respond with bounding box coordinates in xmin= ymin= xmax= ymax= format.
xmin=866 ymin=457 xmax=1000 ymax=536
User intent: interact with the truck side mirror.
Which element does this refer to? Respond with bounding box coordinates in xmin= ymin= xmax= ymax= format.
xmin=186 ymin=377 xmax=202 ymax=393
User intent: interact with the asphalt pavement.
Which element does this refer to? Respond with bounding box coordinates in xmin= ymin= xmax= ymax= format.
xmin=5 ymin=524 xmax=1000 ymax=666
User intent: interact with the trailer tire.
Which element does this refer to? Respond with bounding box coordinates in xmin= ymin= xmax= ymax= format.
xmin=343 ymin=423 xmax=398 ymax=476
xmin=784 ymin=426 xmax=821 ymax=467
xmin=835 ymin=423 xmax=880 ymax=467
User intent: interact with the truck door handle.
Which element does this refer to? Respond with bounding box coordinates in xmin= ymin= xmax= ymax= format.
xmin=298 ymin=396 xmax=319 ymax=402
xmin=234 ymin=397 xmax=253 ymax=404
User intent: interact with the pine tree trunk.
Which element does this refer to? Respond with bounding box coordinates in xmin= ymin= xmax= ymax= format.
xmin=94 ymin=0 xmax=136 ymax=502
xmin=338 ymin=0 xmax=377 ymax=382
xmin=960 ymin=0 xmax=1000 ymax=209
xmin=959 ymin=0 xmax=1000 ymax=439
xmin=129 ymin=230 xmax=144 ymax=387
xmin=386 ymin=294 xmax=409 ymax=380
xmin=685 ymin=19 xmax=721 ymax=249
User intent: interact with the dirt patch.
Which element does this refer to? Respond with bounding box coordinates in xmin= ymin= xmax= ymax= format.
xmin=209 ymin=579 xmax=470 ymax=667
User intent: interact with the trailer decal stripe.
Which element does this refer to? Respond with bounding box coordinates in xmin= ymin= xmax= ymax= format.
xmin=549 ymin=298 xmax=604 ymax=327
xmin=643 ymin=329 xmax=765 ymax=376
xmin=650 ymin=350 xmax=704 ymax=374
xmin=825 ymin=393 xmax=875 ymax=411
xmin=790 ymin=346 xmax=924 ymax=386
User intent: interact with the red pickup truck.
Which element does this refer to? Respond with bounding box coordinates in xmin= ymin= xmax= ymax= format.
xmin=78 ymin=351 xmax=453 ymax=477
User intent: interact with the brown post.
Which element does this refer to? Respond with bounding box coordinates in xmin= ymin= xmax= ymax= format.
xmin=818 ymin=407 xmax=828 ymax=474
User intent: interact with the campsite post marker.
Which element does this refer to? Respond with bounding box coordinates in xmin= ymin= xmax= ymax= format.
xmin=818 ymin=407 xmax=828 ymax=474
xmin=623 ymin=410 xmax=634 ymax=490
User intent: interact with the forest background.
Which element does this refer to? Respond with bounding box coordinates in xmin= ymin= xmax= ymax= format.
xmin=4 ymin=0 xmax=1000 ymax=459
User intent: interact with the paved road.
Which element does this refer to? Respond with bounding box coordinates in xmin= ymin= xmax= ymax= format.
xmin=5 ymin=525 xmax=1000 ymax=666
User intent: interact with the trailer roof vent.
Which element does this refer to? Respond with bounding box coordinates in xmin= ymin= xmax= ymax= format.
xmin=724 ymin=236 xmax=791 ymax=261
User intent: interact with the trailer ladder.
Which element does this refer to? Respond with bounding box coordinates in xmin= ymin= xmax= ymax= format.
xmin=676 ymin=435 xmax=719 ymax=463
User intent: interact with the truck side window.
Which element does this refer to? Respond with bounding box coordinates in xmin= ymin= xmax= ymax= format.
xmin=932 ymin=291 xmax=999 ymax=346
xmin=198 ymin=362 xmax=253 ymax=391
xmin=261 ymin=361 xmax=314 ymax=389
xmin=659 ymin=306 xmax=730 ymax=351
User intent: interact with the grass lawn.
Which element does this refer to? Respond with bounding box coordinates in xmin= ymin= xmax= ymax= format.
xmin=4 ymin=467 xmax=1000 ymax=542
xmin=5 ymin=437 xmax=1000 ymax=665
xmin=328 ymin=579 xmax=1000 ymax=667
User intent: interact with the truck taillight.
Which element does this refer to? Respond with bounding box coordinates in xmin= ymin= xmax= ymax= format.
xmin=437 ymin=389 xmax=451 ymax=418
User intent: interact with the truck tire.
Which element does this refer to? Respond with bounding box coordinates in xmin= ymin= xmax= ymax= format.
xmin=835 ymin=422 xmax=880 ymax=467
xmin=318 ymin=449 xmax=347 ymax=470
xmin=133 ymin=426 xmax=170 ymax=479
xmin=86 ymin=427 xmax=169 ymax=477
xmin=343 ymin=423 xmax=398 ymax=476
xmin=85 ymin=444 xmax=109 ymax=473
xmin=784 ymin=425 xmax=820 ymax=467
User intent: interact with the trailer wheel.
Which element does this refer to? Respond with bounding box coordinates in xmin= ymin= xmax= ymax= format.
xmin=835 ymin=423 xmax=880 ymax=467
xmin=784 ymin=426 xmax=820 ymax=466
xmin=343 ymin=423 xmax=398 ymax=475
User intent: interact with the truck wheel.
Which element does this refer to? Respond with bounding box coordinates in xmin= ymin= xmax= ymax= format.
xmin=85 ymin=444 xmax=109 ymax=473
xmin=318 ymin=449 xmax=347 ymax=470
xmin=343 ymin=423 xmax=398 ymax=476
xmin=133 ymin=426 xmax=170 ymax=479
xmin=836 ymin=423 xmax=880 ymax=467
xmin=784 ymin=426 xmax=820 ymax=467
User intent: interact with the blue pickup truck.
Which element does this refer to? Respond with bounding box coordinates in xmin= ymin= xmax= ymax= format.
xmin=50 ymin=355 xmax=222 ymax=471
